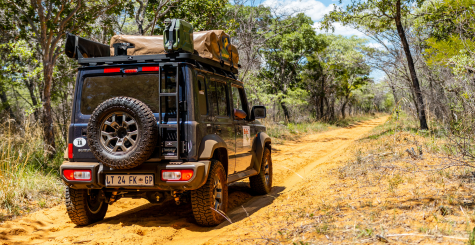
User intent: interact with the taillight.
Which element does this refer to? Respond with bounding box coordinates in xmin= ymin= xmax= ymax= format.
xmin=142 ymin=66 xmax=159 ymax=72
xmin=161 ymin=169 xmax=194 ymax=181
xmin=68 ymin=143 xmax=73 ymax=159
xmin=63 ymin=170 xmax=92 ymax=181
xmin=104 ymin=67 xmax=120 ymax=73
xmin=124 ymin=68 xmax=138 ymax=73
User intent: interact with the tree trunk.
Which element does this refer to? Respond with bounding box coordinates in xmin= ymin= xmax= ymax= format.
xmin=42 ymin=63 xmax=56 ymax=156
xmin=395 ymin=0 xmax=428 ymax=130
xmin=341 ymin=99 xmax=348 ymax=119
xmin=280 ymin=101 xmax=291 ymax=122
xmin=320 ymin=75 xmax=325 ymax=119
xmin=25 ymin=79 xmax=40 ymax=121
xmin=0 ymin=81 xmax=16 ymax=120
xmin=388 ymin=81 xmax=398 ymax=107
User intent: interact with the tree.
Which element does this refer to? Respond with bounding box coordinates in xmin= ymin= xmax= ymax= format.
xmin=258 ymin=13 xmax=324 ymax=121
xmin=130 ymin=0 xmax=228 ymax=36
xmin=1 ymin=0 xmax=124 ymax=156
xmin=304 ymin=35 xmax=371 ymax=119
xmin=322 ymin=0 xmax=429 ymax=129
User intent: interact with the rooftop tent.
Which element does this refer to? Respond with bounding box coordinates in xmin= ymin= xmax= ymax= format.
xmin=109 ymin=30 xmax=239 ymax=67
xmin=65 ymin=33 xmax=110 ymax=59
xmin=194 ymin=30 xmax=239 ymax=67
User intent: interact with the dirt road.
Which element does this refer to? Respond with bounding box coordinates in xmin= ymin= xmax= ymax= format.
xmin=0 ymin=117 xmax=387 ymax=245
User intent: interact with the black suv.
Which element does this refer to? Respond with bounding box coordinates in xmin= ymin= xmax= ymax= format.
xmin=61 ymin=35 xmax=272 ymax=227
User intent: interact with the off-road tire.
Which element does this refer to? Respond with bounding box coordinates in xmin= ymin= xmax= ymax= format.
xmin=87 ymin=96 xmax=158 ymax=169
xmin=191 ymin=160 xmax=228 ymax=226
xmin=65 ymin=187 xmax=108 ymax=226
xmin=250 ymin=147 xmax=272 ymax=195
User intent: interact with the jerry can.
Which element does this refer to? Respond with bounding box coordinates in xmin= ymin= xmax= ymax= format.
xmin=164 ymin=19 xmax=194 ymax=53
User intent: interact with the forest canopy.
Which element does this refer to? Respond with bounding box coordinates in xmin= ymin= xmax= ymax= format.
xmin=1 ymin=0 xmax=470 ymax=157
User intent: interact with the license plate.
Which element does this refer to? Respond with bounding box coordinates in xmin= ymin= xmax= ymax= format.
xmin=105 ymin=174 xmax=154 ymax=187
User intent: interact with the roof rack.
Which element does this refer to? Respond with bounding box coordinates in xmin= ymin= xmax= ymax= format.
xmin=78 ymin=52 xmax=240 ymax=74
xmin=65 ymin=33 xmax=240 ymax=74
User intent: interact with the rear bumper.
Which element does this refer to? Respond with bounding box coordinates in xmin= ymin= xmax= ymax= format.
xmin=60 ymin=161 xmax=211 ymax=191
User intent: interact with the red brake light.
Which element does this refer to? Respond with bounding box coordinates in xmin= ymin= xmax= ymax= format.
xmin=142 ymin=66 xmax=159 ymax=72
xmin=68 ymin=143 xmax=73 ymax=159
xmin=124 ymin=68 xmax=138 ymax=73
xmin=104 ymin=67 xmax=120 ymax=73
xmin=63 ymin=170 xmax=92 ymax=181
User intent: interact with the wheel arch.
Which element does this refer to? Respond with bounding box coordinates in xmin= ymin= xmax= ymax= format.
xmin=251 ymin=132 xmax=271 ymax=174
xmin=197 ymin=134 xmax=229 ymax=176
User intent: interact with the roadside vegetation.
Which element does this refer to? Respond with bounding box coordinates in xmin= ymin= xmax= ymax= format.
xmin=0 ymin=121 xmax=64 ymax=221
xmin=224 ymin=112 xmax=475 ymax=244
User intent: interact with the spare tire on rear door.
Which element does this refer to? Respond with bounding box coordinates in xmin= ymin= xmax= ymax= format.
xmin=87 ymin=97 xmax=158 ymax=169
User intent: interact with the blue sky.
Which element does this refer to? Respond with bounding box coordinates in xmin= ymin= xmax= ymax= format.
xmin=249 ymin=0 xmax=386 ymax=82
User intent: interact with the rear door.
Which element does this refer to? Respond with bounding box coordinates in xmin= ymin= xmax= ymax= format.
xmin=207 ymin=76 xmax=235 ymax=175
xmin=72 ymin=68 xmax=162 ymax=161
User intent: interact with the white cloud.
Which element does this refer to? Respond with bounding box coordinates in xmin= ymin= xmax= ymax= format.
xmin=313 ymin=22 xmax=366 ymax=38
xmin=263 ymin=0 xmax=336 ymax=21
xmin=262 ymin=0 xmax=365 ymax=38
xmin=366 ymin=42 xmax=385 ymax=50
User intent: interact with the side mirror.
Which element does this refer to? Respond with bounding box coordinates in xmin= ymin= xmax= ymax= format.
xmin=234 ymin=109 xmax=247 ymax=120
xmin=251 ymin=106 xmax=266 ymax=120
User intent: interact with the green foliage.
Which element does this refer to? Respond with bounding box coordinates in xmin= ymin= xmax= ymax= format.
xmin=418 ymin=0 xmax=475 ymax=77
xmin=322 ymin=0 xmax=425 ymax=33
xmin=256 ymin=13 xmax=327 ymax=120
xmin=163 ymin=0 xmax=228 ymax=31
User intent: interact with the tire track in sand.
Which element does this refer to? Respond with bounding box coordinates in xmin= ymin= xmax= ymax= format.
xmin=0 ymin=116 xmax=388 ymax=245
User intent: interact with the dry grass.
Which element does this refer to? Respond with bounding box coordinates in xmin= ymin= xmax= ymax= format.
xmin=0 ymin=120 xmax=64 ymax=221
xmin=226 ymin=114 xmax=475 ymax=244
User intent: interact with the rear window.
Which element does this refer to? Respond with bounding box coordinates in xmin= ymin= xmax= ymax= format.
xmin=81 ymin=74 xmax=159 ymax=115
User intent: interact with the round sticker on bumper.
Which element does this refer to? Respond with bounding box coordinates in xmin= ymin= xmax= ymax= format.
xmin=73 ymin=137 xmax=87 ymax=147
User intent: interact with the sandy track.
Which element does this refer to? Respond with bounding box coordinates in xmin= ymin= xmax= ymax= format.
xmin=0 ymin=117 xmax=387 ymax=245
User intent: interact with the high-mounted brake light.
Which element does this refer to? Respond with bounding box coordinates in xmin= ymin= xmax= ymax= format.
xmin=68 ymin=143 xmax=73 ymax=159
xmin=104 ymin=67 xmax=120 ymax=73
xmin=161 ymin=169 xmax=194 ymax=181
xmin=142 ymin=66 xmax=159 ymax=72
xmin=63 ymin=169 xmax=92 ymax=181
xmin=124 ymin=68 xmax=138 ymax=73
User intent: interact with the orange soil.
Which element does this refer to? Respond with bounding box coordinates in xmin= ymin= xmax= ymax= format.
xmin=0 ymin=117 xmax=388 ymax=245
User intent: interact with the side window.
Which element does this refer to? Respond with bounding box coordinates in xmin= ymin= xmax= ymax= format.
xmin=207 ymin=79 xmax=218 ymax=115
xmin=216 ymin=81 xmax=229 ymax=116
xmin=197 ymin=75 xmax=207 ymax=115
xmin=232 ymin=86 xmax=243 ymax=111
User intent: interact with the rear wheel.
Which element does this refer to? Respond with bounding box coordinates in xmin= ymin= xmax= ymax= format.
xmin=250 ymin=147 xmax=272 ymax=195
xmin=191 ymin=160 xmax=228 ymax=226
xmin=65 ymin=187 xmax=108 ymax=226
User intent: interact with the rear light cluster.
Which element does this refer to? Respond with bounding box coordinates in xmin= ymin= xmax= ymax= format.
xmin=63 ymin=170 xmax=92 ymax=181
xmin=104 ymin=66 xmax=159 ymax=73
xmin=68 ymin=143 xmax=73 ymax=159
xmin=161 ymin=169 xmax=193 ymax=181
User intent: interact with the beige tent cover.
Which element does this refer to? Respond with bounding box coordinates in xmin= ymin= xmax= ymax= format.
xmin=109 ymin=35 xmax=165 ymax=56
xmin=110 ymin=30 xmax=239 ymax=66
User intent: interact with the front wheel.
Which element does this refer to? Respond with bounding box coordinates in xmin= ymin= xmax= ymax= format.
xmin=191 ymin=160 xmax=228 ymax=226
xmin=250 ymin=147 xmax=272 ymax=195
xmin=65 ymin=187 xmax=108 ymax=226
